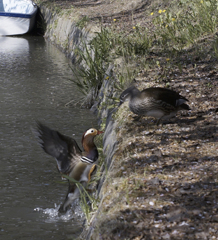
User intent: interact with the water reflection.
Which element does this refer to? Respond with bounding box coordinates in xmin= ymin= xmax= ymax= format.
xmin=0 ymin=36 xmax=97 ymax=239
xmin=0 ymin=36 xmax=29 ymax=52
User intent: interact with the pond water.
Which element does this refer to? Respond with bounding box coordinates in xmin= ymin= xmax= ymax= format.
xmin=0 ymin=36 xmax=97 ymax=239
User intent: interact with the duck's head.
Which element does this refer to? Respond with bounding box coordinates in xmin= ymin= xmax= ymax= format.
xmin=82 ymin=128 xmax=103 ymax=150
xmin=83 ymin=128 xmax=104 ymax=138
xmin=119 ymin=86 xmax=139 ymax=106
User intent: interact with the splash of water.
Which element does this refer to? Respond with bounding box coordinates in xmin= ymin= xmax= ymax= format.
xmin=34 ymin=202 xmax=84 ymax=223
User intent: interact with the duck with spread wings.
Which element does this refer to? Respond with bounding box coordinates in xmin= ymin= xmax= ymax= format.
xmin=35 ymin=122 xmax=103 ymax=213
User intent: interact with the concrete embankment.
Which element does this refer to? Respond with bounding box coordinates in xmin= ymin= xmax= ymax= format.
xmin=38 ymin=4 xmax=119 ymax=239
xmin=37 ymin=1 xmax=218 ymax=239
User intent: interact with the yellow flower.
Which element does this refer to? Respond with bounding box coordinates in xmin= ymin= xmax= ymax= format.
xmin=172 ymin=18 xmax=176 ymax=21
xmin=158 ymin=10 xmax=162 ymax=14
xmin=150 ymin=12 xmax=154 ymax=16
xmin=105 ymin=76 xmax=109 ymax=80
xmin=200 ymin=0 xmax=203 ymax=3
xmin=113 ymin=18 xmax=116 ymax=22
xmin=166 ymin=58 xmax=170 ymax=61
xmin=163 ymin=10 xmax=166 ymax=13
xmin=165 ymin=24 xmax=168 ymax=28
xmin=133 ymin=26 xmax=136 ymax=29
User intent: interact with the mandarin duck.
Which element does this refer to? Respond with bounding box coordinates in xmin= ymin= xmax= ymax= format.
xmin=119 ymin=86 xmax=190 ymax=125
xmin=35 ymin=122 xmax=103 ymax=213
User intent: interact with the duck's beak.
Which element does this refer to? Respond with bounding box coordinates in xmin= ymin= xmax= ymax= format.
xmin=97 ymin=130 xmax=104 ymax=135
xmin=118 ymin=100 xmax=124 ymax=107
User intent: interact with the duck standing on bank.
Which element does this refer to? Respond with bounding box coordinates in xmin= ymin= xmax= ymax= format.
xmin=34 ymin=122 xmax=103 ymax=213
xmin=119 ymin=86 xmax=190 ymax=125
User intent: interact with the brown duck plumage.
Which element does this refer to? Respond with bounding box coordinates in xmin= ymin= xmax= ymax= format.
xmin=119 ymin=86 xmax=190 ymax=124
xmin=35 ymin=122 xmax=103 ymax=212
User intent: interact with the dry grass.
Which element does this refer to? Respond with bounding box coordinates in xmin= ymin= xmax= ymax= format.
xmin=90 ymin=52 xmax=218 ymax=239
xmin=36 ymin=0 xmax=218 ymax=238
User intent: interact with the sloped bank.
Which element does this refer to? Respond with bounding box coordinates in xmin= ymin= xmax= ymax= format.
xmin=37 ymin=4 xmax=118 ymax=177
xmin=38 ymin=4 xmax=120 ymax=239
xmin=38 ymin=5 xmax=100 ymax=62
xmin=37 ymin=3 xmax=218 ymax=240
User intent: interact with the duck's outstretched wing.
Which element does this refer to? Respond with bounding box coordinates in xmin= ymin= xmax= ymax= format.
xmin=35 ymin=122 xmax=82 ymax=174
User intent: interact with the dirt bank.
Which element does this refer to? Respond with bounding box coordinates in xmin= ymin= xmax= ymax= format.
xmin=36 ymin=0 xmax=218 ymax=239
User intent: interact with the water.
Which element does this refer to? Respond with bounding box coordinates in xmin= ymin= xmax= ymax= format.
xmin=0 ymin=36 xmax=97 ymax=239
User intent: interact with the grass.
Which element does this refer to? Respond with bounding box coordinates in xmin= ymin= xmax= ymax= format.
xmin=46 ymin=1 xmax=218 ymax=238
xmin=153 ymin=0 xmax=218 ymax=51
xmin=70 ymin=33 xmax=110 ymax=107
xmin=61 ymin=134 xmax=104 ymax=224
xmin=76 ymin=16 xmax=90 ymax=29
xmin=61 ymin=173 xmax=99 ymax=224
xmin=70 ymin=0 xmax=218 ymax=104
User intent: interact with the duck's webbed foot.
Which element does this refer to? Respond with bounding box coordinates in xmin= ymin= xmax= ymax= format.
xmin=156 ymin=118 xmax=163 ymax=126
xmin=58 ymin=182 xmax=87 ymax=213
xmin=58 ymin=192 xmax=77 ymax=213
xmin=133 ymin=115 xmax=142 ymax=121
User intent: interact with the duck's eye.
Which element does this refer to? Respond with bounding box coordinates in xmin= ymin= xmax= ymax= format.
xmin=121 ymin=93 xmax=128 ymax=100
xmin=84 ymin=128 xmax=96 ymax=137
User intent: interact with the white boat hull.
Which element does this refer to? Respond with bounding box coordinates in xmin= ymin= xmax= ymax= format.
xmin=0 ymin=0 xmax=37 ymax=36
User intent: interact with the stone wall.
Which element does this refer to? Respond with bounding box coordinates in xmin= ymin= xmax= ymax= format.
xmin=39 ymin=5 xmax=99 ymax=62
xmin=38 ymin=5 xmax=119 ymax=239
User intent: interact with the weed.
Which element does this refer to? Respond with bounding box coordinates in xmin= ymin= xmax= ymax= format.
xmin=213 ymin=37 xmax=218 ymax=58
xmin=71 ymin=25 xmax=151 ymax=103
xmin=78 ymin=183 xmax=99 ymax=224
xmin=61 ymin=174 xmax=99 ymax=223
xmin=153 ymin=0 xmax=218 ymax=52
xmin=76 ymin=16 xmax=90 ymax=29
xmin=70 ymin=0 xmax=218 ymax=110
xmin=71 ymin=41 xmax=107 ymax=107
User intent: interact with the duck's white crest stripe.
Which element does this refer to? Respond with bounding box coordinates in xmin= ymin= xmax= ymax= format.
xmin=81 ymin=156 xmax=94 ymax=164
